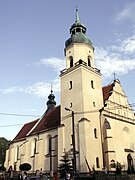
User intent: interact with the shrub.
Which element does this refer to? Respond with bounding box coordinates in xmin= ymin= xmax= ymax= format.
xmin=115 ymin=162 xmax=122 ymax=175
xmin=19 ymin=163 xmax=31 ymax=171
xmin=131 ymin=166 xmax=135 ymax=174
xmin=127 ymin=167 xmax=132 ymax=174
xmin=0 ymin=165 xmax=6 ymax=171
xmin=58 ymin=151 xmax=73 ymax=178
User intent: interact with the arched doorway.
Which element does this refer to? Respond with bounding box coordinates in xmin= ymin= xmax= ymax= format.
xmin=127 ymin=154 xmax=133 ymax=168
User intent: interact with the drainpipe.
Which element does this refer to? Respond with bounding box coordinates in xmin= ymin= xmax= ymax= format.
xmin=99 ymin=107 xmax=105 ymax=169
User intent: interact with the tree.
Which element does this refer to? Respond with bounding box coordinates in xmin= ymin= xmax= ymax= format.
xmin=131 ymin=166 xmax=135 ymax=174
xmin=127 ymin=166 xmax=135 ymax=174
xmin=58 ymin=151 xmax=73 ymax=178
xmin=19 ymin=163 xmax=31 ymax=171
xmin=0 ymin=137 xmax=11 ymax=167
xmin=0 ymin=165 xmax=6 ymax=171
xmin=115 ymin=162 xmax=122 ymax=175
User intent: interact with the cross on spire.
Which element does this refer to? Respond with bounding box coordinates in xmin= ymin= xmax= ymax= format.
xmin=75 ymin=6 xmax=80 ymax=23
xmin=113 ymin=72 xmax=116 ymax=80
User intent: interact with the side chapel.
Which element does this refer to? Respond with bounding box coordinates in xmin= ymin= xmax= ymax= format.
xmin=5 ymin=9 xmax=135 ymax=174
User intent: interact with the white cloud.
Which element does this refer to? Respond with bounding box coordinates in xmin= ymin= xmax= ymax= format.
xmin=120 ymin=36 xmax=135 ymax=54
xmin=26 ymin=79 xmax=60 ymax=98
xmin=95 ymin=47 xmax=135 ymax=78
xmin=2 ymin=32 xmax=135 ymax=97
xmin=3 ymin=87 xmax=24 ymax=94
xmin=35 ymin=57 xmax=65 ymax=72
xmin=115 ymin=2 xmax=135 ymax=22
xmin=0 ymin=79 xmax=60 ymax=98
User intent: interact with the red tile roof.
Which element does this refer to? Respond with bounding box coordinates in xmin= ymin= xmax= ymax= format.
xmin=102 ymin=83 xmax=114 ymax=104
xmin=29 ymin=105 xmax=60 ymax=135
xmin=12 ymin=119 xmax=39 ymax=142
xmin=12 ymin=106 xmax=61 ymax=142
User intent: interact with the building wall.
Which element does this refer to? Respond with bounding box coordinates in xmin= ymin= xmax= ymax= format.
xmin=65 ymin=43 xmax=94 ymax=69
xmin=59 ymin=41 xmax=104 ymax=172
xmin=102 ymin=80 xmax=135 ymax=170
xmin=5 ymin=129 xmax=58 ymax=173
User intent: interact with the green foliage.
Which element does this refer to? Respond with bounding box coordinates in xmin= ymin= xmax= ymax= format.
xmin=19 ymin=163 xmax=31 ymax=171
xmin=0 ymin=137 xmax=11 ymax=166
xmin=131 ymin=166 xmax=135 ymax=174
xmin=115 ymin=162 xmax=122 ymax=175
xmin=127 ymin=166 xmax=135 ymax=174
xmin=127 ymin=167 xmax=132 ymax=174
xmin=58 ymin=151 xmax=73 ymax=178
xmin=0 ymin=165 xmax=6 ymax=171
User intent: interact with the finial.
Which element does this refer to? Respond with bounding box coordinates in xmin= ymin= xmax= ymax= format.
xmin=113 ymin=72 xmax=116 ymax=80
xmin=51 ymin=83 xmax=53 ymax=94
xmin=75 ymin=6 xmax=80 ymax=23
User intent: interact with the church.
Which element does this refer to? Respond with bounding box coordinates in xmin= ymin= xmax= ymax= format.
xmin=4 ymin=9 xmax=135 ymax=174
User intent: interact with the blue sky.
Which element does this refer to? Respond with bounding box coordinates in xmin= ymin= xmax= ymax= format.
xmin=0 ymin=0 xmax=135 ymax=140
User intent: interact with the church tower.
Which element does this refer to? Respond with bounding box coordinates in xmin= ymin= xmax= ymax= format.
xmin=58 ymin=9 xmax=104 ymax=172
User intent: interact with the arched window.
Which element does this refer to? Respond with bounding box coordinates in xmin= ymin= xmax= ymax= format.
xmin=17 ymin=145 xmax=20 ymax=160
xmin=15 ymin=146 xmax=19 ymax=162
xmin=46 ymin=135 xmax=52 ymax=155
xmin=127 ymin=154 xmax=133 ymax=168
xmin=88 ymin=57 xmax=91 ymax=67
xmin=76 ymin=28 xmax=81 ymax=33
xmin=69 ymin=56 xmax=73 ymax=68
xmin=48 ymin=136 xmax=52 ymax=155
xmin=31 ymin=138 xmax=37 ymax=157
xmin=94 ymin=128 xmax=97 ymax=138
xmin=96 ymin=157 xmax=100 ymax=168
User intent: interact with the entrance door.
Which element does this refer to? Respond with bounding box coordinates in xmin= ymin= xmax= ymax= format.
xmin=127 ymin=154 xmax=133 ymax=168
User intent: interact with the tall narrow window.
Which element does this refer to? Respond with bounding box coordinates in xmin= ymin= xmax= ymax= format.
xmin=96 ymin=157 xmax=100 ymax=168
xmin=88 ymin=57 xmax=91 ymax=67
xmin=34 ymin=138 xmax=37 ymax=154
xmin=69 ymin=81 xmax=72 ymax=90
xmin=48 ymin=136 xmax=52 ymax=155
xmin=31 ymin=138 xmax=37 ymax=157
xmin=17 ymin=146 xmax=20 ymax=160
xmin=94 ymin=128 xmax=97 ymax=138
xmin=70 ymin=56 xmax=73 ymax=68
xmin=91 ymin=80 xmax=94 ymax=89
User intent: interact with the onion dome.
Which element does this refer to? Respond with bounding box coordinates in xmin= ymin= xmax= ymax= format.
xmin=46 ymin=89 xmax=56 ymax=113
xmin=65 ymin=8 xmax=93 ymax=48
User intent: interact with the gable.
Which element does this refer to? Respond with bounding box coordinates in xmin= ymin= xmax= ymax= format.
xmin=102 ymin=79 xmax=135 ymax=120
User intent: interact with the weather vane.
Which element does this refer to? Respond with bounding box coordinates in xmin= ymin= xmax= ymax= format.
xmin=113 ymin=72 xmax=116 ymax=80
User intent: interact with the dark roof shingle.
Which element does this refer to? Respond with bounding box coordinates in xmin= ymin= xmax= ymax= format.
xmin=12 ymin=106 xmax=61 ymax=142
xmin=102 ymin=83 xmax=114 ymax=104
xmin=30 ymin=105 xmax=60 ymax=135
xmin=12 ymin=119 xmax=39 ymax=142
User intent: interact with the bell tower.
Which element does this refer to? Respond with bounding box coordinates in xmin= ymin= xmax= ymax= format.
xmin=58 ymin=8 xmax=104 ymax=172
xmin=65 ymin=8 xmax=95 ymax=69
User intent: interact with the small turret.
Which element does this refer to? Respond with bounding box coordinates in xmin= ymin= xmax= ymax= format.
xmin=46 ymin=89 xmax=56 ymax=113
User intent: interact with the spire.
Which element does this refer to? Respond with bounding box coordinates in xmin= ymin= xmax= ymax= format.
xmin=65 ymin=8 xmax=93 ymax=48
xmin=46 ymin=87 xmax=56 ymax=113
xmin=75 ymin=7 xmax=80 ymax=23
